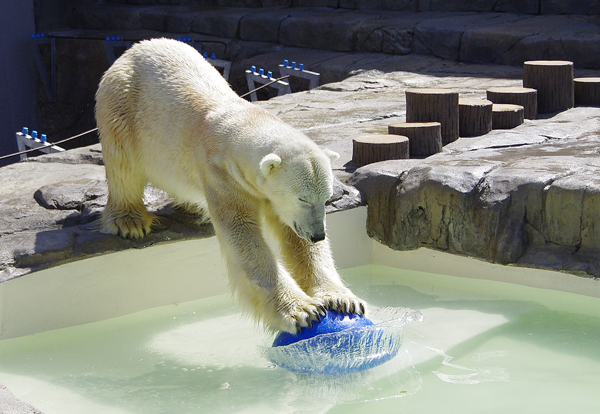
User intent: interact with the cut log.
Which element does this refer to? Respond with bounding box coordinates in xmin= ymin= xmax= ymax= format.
xmin=405 ymin=88 xmax=459 ymax=145
xmin=523 ymin=60 xmax=573 ymax=114
xmin=388 ymin=122 xmax=442 ymax=157
xmin=492 ymin=104 xmax=524 ymax=129
xmin=352 ymin=135 xmax=409 ymax=166
xmin=486 ymin=86 xmax=538 ymax=119
xmin=458 ymin=98 xmax=493 ymax=137
xmin=574 ymin=77 xmax=600 ymax=106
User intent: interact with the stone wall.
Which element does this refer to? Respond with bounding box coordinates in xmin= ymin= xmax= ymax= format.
xmin=93 ymin=0 xmax=600 ymax=14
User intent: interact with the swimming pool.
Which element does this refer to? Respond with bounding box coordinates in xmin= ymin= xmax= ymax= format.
xmin=1 ymin=208 xmax=599 ymax=413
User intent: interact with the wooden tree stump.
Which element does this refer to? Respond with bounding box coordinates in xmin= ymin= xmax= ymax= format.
xmin=574 ymin=77 xmax=600 ymax=106
xmin=388 ymin=122 xmax=442 ymax=157
xmin=492 ymin=104 xmax=524 ymax=129
xmin=405 ymin=88 xmax=459 ymax=145
xmin=523 ymin=60 xmax=573 ymax=114
xmin=352 ymin=135 xmax=409 ymax=166
xmin=486 ymin=86 xmax=538 ymax=119
xmin=458 ymin=98 xmax=492 ymax=137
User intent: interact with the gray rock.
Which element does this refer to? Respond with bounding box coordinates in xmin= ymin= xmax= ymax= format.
xmin=295 ymin=0 xmax=340 ymax=7
xmin=494 ymin=0 xmax=539 ymax=14
xmin=0 ymin=384 xmax=43 ymax=414
xmin=459 ymin=14 xmax=600 ymax=68
xmin=541 ymin=0 xmax=600 ymax=15
xmin=340 ymin=0 xmax=418 ymax=11
xmin=429 ymin=0 xmax=497 ymax=12
xmin=414 ymin=12 xmax=525 ymax=61
xmin=327 ymin=175 xmax=364 ymax=213
xmin=354 ymin=12 xmax=422 ymax=55
xmin=239 ymin=8 xmax=291 ymax=42
xmin=192 ymin=8 xmax=251 ymax=38
xmin=23 ymin=144 xmax=104 ymax=165
xmin=164 ymin=7 xmax=208 ymax=33
xmin=33 ymin=180 xmax=101 ymax=210
xmin=279 ymin=9 xmax=362 ymax=51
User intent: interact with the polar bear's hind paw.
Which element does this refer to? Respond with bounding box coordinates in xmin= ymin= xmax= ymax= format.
xmin=102 ymin=210 xmax=158 ymax=240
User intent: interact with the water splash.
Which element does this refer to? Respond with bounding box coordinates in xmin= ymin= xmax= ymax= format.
xmin=423 ymin=345 xmax=510 ymax=384
xmin=264 ymin=307 xmax=423 ymax=375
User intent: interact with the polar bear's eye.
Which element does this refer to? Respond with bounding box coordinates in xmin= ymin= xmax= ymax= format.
xmin=298 ymin=197 xmax=309 ymax=204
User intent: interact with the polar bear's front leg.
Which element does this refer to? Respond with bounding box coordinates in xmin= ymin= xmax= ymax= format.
xmin=206 ymin=188 xmax=325 ymax=334
xmin=265 ymin=212 xmax=367 ymax=316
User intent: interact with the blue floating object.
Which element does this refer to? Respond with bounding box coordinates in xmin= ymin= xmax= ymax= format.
xmin=283 ymin=59 xmax=289 ymax=66
xmin=40 ymin=134 xmax=47 ymax=143
xmin=267 ymin=70 xmax=273 ymax=78
xmin=22 ymin=127 xmax=28 ymax=135
xmin=250 ymin=65 xmax=257 ymax=73
xmin=31 ymin=130 xmax=38 ymax=139
xmin=259 ymin=68 xmax=265 ymax=76
xmin=203 ymin=51 xmax=208 ymax=58
xmin=273 ymin=311 xmax=373 ymax=347
xmin=299 ymin=63 xmax=304 ymax=71
xmin=268 ymin=310 xmax=402 ymax=374
xmin=291 ymin=61 xmax=297 ymax=68
xmin=210 ymin=53 xmax=216 ymax=59
xmin=105 ymin=36 xmax=110 ymax=41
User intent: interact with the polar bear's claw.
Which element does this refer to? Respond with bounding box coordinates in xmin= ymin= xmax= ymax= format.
xmin=314 ymin=288 xmax=368 ymax=317
xmin=269 ymin=291 xmax=326 ymax=333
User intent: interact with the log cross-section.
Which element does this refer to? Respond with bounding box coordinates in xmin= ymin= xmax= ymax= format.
xmin=405 ymin=88 xmax=459 ymax=145
xmin=458 ymin=98 xmax=493 ymax=137
xmin=388 ymin=122 xmax=442 ymax=156
xmin=352 ymin=134 xmax=409 ymax=166
xmin=523 ymin=60 xmax=573 ymax=114
xmin=492 ymin=104 xmax=524 ymax=129
xmin=574 ymin=77 xmax=600 ymax=106
xmin=486 ymin=86 xmax=538 ymax=119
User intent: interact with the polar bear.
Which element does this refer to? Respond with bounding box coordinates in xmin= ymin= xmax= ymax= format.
xmin=95 ymin=38 xmax=366 ymax=333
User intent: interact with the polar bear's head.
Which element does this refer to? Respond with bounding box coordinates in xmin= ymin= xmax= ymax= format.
xmin=259 ymin=148 xmax=340 ymax=243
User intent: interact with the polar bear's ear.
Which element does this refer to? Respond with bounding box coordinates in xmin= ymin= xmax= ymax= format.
xmin=323 ymin=149 xmax=340 ymax=162
xmin=259 ymin=153 xmax=282 ymax=176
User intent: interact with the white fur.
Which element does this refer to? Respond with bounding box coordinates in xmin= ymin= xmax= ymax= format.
xmin=95 ymin=38 xmax=366 ymax=333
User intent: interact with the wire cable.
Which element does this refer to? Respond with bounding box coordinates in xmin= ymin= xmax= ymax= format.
xmin=0 ymin=75 xmax=292 ymax=162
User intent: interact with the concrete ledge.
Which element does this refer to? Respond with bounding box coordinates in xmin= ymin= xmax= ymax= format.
xmin=69 ymin=6 xmax=600 ymax=68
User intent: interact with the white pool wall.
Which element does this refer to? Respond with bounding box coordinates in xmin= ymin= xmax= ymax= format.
xmin=374 ymin=239 xmax=600 ymax=299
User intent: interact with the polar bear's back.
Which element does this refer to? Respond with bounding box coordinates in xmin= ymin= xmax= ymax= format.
xmin=97 ymin=38 xmax=237 ymax=128
xmin=96 ymin=38 xmax=243 ymax=205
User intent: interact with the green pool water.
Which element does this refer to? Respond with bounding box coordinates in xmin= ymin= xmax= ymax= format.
xmin=1 ymin=264 xmax=599 ymax=413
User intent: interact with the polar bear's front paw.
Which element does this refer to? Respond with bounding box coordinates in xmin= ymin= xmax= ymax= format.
xmin=312 ymin=287 xmax=367 ymax=316
xmin=272 ymin=295 xmax=327 ymax=334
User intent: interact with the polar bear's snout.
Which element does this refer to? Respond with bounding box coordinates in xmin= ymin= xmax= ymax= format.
xmin=293 ymin=220 xmax=326 ymax=244
xmin=310 ymin=231 xmax=326 ymax=243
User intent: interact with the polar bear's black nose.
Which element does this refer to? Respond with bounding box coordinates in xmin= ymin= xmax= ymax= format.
xmin=310 ymin=232 xmax=326 ymax=243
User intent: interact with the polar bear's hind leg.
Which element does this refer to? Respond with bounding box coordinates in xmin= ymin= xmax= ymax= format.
xmin=99 ymin=131 xmax=158 ymax=239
